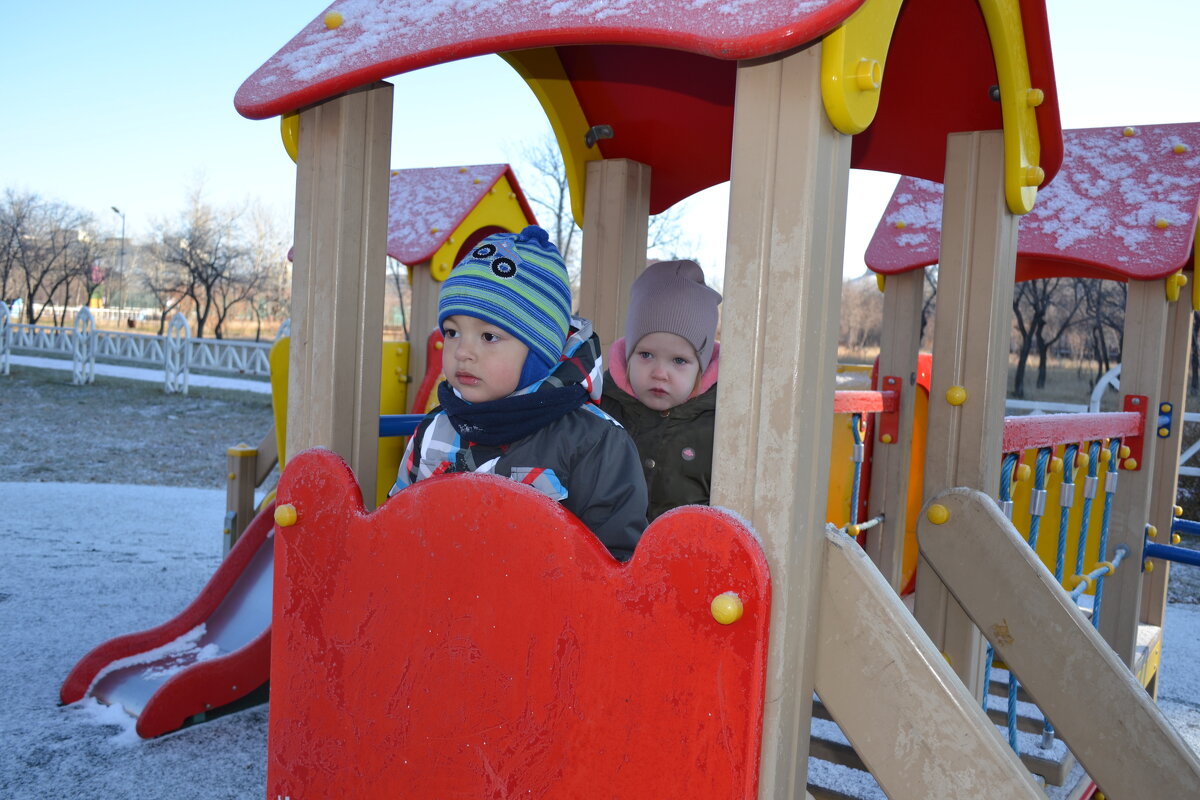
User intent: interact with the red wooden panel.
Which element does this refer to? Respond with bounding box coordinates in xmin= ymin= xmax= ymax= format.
xmin=269 ymin=448 xmax=771 ymax=798
xmin=867 ymin=124 xmax=1200 ymax=281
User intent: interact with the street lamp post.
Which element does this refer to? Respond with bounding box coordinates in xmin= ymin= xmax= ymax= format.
xmin=111 ymin=206 xmax=126 ymax=312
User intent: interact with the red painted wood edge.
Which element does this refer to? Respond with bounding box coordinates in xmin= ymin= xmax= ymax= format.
xmin=833 ymin=389 xmax=899 ymax=415
xmin=1001 ymin=412 xmax=1142 ymax=454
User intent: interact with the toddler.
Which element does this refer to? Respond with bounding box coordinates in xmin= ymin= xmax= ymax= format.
xmin=600 ymin=260 xmax=721 ymax=521
xmin=391 ymin=225 xmax=647 ymax=561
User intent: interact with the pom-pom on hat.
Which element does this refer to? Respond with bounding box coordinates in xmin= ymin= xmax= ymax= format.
xmin=439 ymin=225 xmax=572 ymax=390
xmin=625 ymin=260 xmax=722 ymax=372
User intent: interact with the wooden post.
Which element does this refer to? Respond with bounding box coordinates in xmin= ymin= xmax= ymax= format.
xmin=915 ymin=130 xmax=1018 ymax=696
xmin=288 ymin=82 xmax=393 ymax=507
xmin=1100 ymin=280 xmax=1169 ymax=664
xmin=225 ymin=443 xmax=257 ymax=556
xmin=865 ymin=269 xmax=923 ymax=591
xmin=711 ymin=45 xmax=849 ymax=799
xmin=578 ymin=158 xmax=651 ymax=348
xmin=407 ymin=261 xmax=439 ymax=407
xmin=1141 ymin=285 xmax=1193 ymax=639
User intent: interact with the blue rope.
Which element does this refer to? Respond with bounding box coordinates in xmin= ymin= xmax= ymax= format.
xmin=849 ymin=414 xmax=864 ymax=528
xmin=1093 ymin=438 xmax=1122 ymax=629
xmin=1040 ymin=442 xmax=1078 ymax=749
xmin=1027 ymin=448 xmax=1050 ymax=549
xmin=987 ymin=454 xmax=1019 ymax=716
xmin=1075 ymin=441 xmax=1101 ymax=579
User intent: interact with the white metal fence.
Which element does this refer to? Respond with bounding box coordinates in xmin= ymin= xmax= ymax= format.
xmin=4 ymin=310 xmax=272 ymax=389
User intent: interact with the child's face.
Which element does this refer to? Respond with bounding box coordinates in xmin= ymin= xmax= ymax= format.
xmin=442 ymin=314 xmax=529 ymax=403
xmin=628 ymin=331 xmax=701 ymax=412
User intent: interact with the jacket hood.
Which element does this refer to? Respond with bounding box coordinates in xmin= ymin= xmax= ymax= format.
xmin=607 ymin=336 xmax=719 ymax=400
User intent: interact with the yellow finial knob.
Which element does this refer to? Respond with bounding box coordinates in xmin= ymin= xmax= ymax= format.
xmin=1023 ymin=165 xmax=1045 ymax=187
xmin=1016 ymin=463 xmax=1032 ymax=482
xmin=1123 ymin=458 xmax=1138 ymax=470
xmin=274 ymin=504 xmax=298 ymax=527
xmin=847 ymin=524 xmax=861 ymax=537
xmin=1147 ymin=525 xmax=1158 ymax=539
xmin=324 ymin=11 xmax=343 ymax=29
xmin=1049 ymin=456 xmax=1063 ymax=476
xmin=875 ymin=273 xmax=886 ymax=292
xmin=1174 ymin=505 xmax=1184 ymax=517
xmin=711 ymin=592 xmax=744 ymax=625
xmin=1174 ymin=143 xmax=1189 ymax=154
xmin=881 ymin=433 xmax=893 ymax=444
xmin=927 ymin=504 xmax=950 ymax=525
xmin=945 ymin=386 xmax=967 ymax=406
xmin=894 ymin=220 xmax=907 ymax=229
xmin=1026 ymin=88 xmax=1044 ymax=107
xmin=1156 ymin=218 xmax=1170 ymax=229
xmin=1118 ymin=445 xmax=1131 ymax=459
xmin=434 ymin=340 xmax=444 ymax=350
xmin=1172 ymin=533 xmax=1182 ymax=545
xmin=1123 ymin=126 xmax=1138 ymax=137
xmin=1144 ymin=559 xmax=1155 ymax=573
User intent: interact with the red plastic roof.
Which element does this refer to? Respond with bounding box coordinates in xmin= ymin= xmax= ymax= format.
xmin=864 ymin=124 xmax=1200 ymax=282
xmin=235 ymin=0 xmax=862 ymax=119
xmin=236 ymin=0 xmax=1060 ymax=214
xmin=387 ymin=164 xmax=534 ymax=264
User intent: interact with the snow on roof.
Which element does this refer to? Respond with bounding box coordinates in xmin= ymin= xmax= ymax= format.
xmin=234 ymin=0 xmax=861 ymax=119
xmin=865 ymin=124 xmax=1200 ymax=281
xmin=387 ymin=164 xmax=533 ymax=264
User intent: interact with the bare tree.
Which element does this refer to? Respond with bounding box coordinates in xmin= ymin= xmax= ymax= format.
xmin=153 ymin=190 xmax=250 ymax=338
xmin=839 ymin=274 xmax=884 ymax=352
xmin=517 ymin=136 xmax=580 ymax=273
xmin=386 ymin=257 xmax=411 ymax=340
xmin=1075 ymin=278 xmax=1126 ymax=381
xmin=1011 ymin=278 xmax=1083 ymax=397
xmin=920 ymin=266 xmax=938 ymax=345
xmin=2 ymin=192 xmax=94 ymax=324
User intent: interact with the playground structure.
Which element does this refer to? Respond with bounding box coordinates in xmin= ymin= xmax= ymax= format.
xmin=225 ymin=1 xmax=1200 ymax=798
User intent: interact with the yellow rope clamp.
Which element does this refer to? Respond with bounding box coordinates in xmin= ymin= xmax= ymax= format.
xmin=1065 ymin=574 xmax=1093 ymax=593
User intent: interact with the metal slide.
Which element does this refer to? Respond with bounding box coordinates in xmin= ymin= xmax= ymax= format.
xmin=59 ymin=502 xmax=276 ymax=737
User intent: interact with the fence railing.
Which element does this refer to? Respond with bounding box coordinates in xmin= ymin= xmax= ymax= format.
xmin=7 ymin=317 xmax=272 ymax=378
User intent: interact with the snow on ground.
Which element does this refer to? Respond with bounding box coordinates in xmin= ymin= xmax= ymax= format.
xmin=1 ymin=480 xmax=1198 ymax=798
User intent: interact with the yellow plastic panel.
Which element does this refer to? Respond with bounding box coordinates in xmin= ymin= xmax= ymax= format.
xmin=820 ymin=0 xmax=904 ymax=135
xmin=501 ymin=48 xmax=602 ymax=224
xmin=428 ymin=172 xmax=537 ymax=281
xmin=269 ymin=336 xmax=410 ymax=507
xmin=977 ymin=0 xmax=1043 ymax=215
xmin=280 ymin=112 xmax=300 ymax=163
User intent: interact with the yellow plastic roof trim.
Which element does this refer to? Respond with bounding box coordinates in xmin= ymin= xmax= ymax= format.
xmin=501 ymin=48 xmax=603 ymax=225
xmin=978 ymin=0 xmax=1043 ymax=215
xmin=281 ymin=111 xmax=300 ymax=163
xmin=428 ymin=172 xmax=534 ymax=282
xmin=820 ymin=0 xmax=904 ymax=135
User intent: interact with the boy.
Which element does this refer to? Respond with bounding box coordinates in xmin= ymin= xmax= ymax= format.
xmin=391 ymin=225 xmax=647 ymax=561
xmin=600 ymin=260 xmax=721 ymax=521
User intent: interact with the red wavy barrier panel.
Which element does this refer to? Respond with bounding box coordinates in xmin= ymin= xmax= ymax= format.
xmin=269 ymin=448 xmax=771 ymax=798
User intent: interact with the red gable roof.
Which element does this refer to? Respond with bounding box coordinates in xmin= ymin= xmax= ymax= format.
xmin=387 ymin=164 xmax=534 ymax=264
xmin=864 ymin=124 xmax=1200 ymax=282
xmin=237 ymin=0 xmax=1060 ymax=215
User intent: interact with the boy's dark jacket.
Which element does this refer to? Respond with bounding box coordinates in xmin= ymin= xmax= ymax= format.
xmin=392 ymin=320 xmax=647 ymax=561
xmin=600 ymin=337 xmax=718 ymax=522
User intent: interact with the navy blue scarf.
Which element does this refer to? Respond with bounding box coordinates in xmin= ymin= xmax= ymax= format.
xmin=437 ymin=380 xmax=587 ymax=446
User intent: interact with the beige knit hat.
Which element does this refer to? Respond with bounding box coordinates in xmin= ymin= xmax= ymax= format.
xmin=624 ymin=260 xmax=722 ymax=372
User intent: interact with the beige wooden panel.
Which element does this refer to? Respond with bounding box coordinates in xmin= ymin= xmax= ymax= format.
xmin=710 ymin=45 xmax=849 ymax=800
xmin=1141 ymin=286 xmax=1193 ymax=631
xmin=919 ymin=488 xmax=1200 ymax=798
xmin=865 ymin=268 xmax=923 ymax=591
xmin=407 ymin=261 xmax=439 ymax=407
xmin=578 ymin=159 xmax=651 ymax=349
xmin=288 ymin=82 xmax=392 ymax=508
xmin=915 ymin=130 xmax=1018 ymax=695
xmin=817 ymin=527 xmax=1044 ymax=800
xmin=1100 ymin=280 xmax=1169 ymax=662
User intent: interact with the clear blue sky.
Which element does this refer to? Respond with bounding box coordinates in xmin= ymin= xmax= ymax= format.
xmin=3 ymin=1 xmax=1199 ymax=282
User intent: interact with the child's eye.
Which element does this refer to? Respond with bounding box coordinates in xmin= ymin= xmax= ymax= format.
xmin=482 ymin=332 xmax=502 ymax=343
xmin=443 ymin=327 xmax=459 ymax=339
xmin=636 ymin=351 xmax=652 ymax=360
xmin=673 ymin=357 xmax=691 ymax=366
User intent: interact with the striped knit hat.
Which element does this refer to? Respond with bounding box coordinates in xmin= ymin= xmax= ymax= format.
xmin=439 ymin=225 xmax=572 ymax=390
